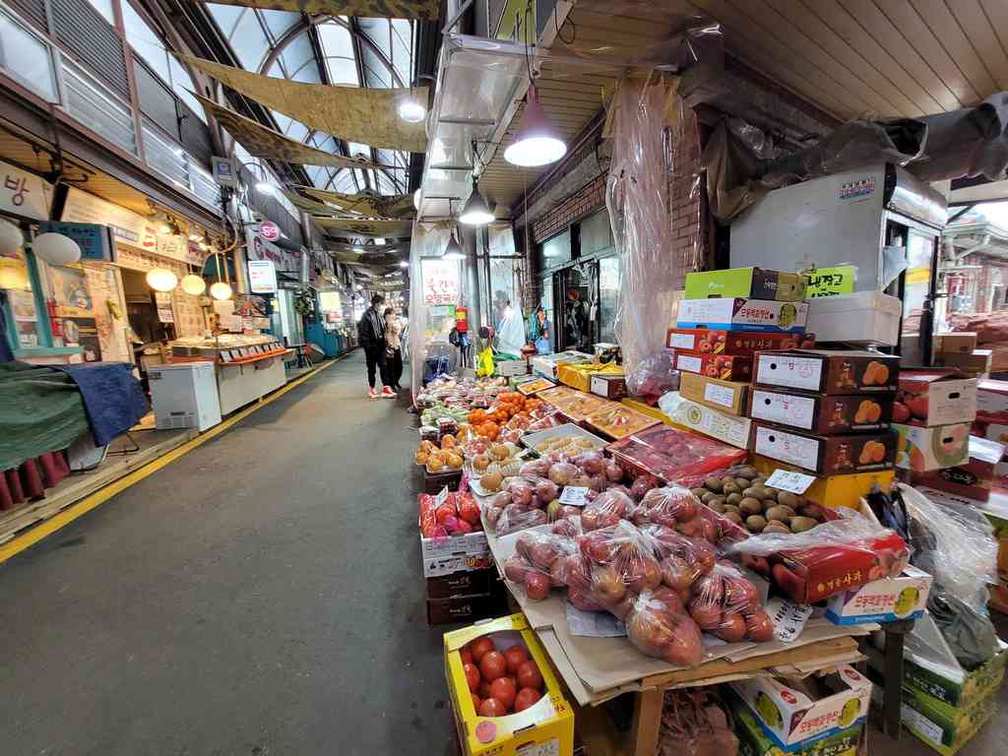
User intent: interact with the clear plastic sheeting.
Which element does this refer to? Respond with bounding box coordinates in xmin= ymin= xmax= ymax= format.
xmin=901 ymin=484 xmax=998 ymax=613
xmin=607 ymin=76 xmax=701 ymax=394
xmin=408 ymin=223 xmax=451 ymax=400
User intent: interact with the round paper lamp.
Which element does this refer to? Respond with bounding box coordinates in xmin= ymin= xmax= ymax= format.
xmin=33 ymin=232 xmax=81 ymax=265
xmin=146 ymin=267 xmax=178 ymax=292
xmin=0 ymin=218 xmax=23 ymax=256
xmin=209 ymin=281 xmax=232 ymax=300
xmin=180 ymin=274 xmax=206 ymax=296
xmin=0 ymin=262 xmax=28 ymax=289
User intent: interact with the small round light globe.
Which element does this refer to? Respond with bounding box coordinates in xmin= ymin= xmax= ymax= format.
xmin=398 ymin=100 xmax=425 ymax=123
xmin=146 ymin=267 xmax=178 ymax=292
xmin=33 ymin=232 xmax=81 ymax=266
xmin=209 ymin=281 xmax=233 ymax=300
xmin=180 ymin=274 xmax=206 ymax=296
xmin=0 ymin=218 xmax=23 ymax=256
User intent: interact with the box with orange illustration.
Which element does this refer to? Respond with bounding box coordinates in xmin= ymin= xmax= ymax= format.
xmin=752 ymin=422 xmax=895 ymax=475
xmin=754 ymin=349 xmax=899 ymax=395
xmin=893 ymin=422 xmax=971 ymax=472
xmin=749 ymin=388 xmax=892 ymax=434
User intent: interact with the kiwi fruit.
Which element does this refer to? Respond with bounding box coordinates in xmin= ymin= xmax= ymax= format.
xmin=776 ymin=491 xmax=799 ymax=509
xmin=739 ymin=497 xmax=763 ymax=516
xmin=742 ymin=486 xmax=761 ymax=499
xmin=723 ymin=504 xmax=740 ymax=515
xmin=766 ymin=505 xmax=796 ymax=522
xmin=735 ymin=477 xmax=752 ymax=490
xmin=763 ymin=521 xmax=792 ymax=535
xmin=757 ymin=488 xmax=777 ymax=502
xmin=722 ymin=481 xmax=741 ymax=495
xmin=746 ymin=514 xmax=768 ymax=532
xmin=790 ymin=516 xmax=819 ymax=533
xmin=704 ymin=476 xmax=723 ymax=493
xmin=751 ymin=477 xmax=767 ymax=488
xmin=691 ymin=488 xmax=707 ymax=499
xmin=726 ymin=492 xmax=743 ymax=507
xmin=707 ymin=499 xmax=726 ymax=514
xmin=723 ymin=510 xmax=743 ymax=525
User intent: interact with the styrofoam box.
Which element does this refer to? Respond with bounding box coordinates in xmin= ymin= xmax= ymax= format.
xmin=806 ymin=291 xmax=901 ymax=345
xmin=520 ymin=423 xmax=609 ymax=452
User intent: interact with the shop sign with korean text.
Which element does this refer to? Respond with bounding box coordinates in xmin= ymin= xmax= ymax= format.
xmin=248 ymin=259 xmax=278 ymax=293
xmin=245 ymin=227 xmax=298 ymax=273
xmin=0 ymin=160 xmax=52 ymax=220
xmin=421 ymin=259 xmax=460 ymax=305
xmin=39 ymin=222 xmax=115 ymax=262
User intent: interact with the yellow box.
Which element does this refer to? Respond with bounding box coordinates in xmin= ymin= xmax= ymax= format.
xmin=752 ymin=455 xmax=895 ymax=509
xmin=557 ymin=361 xmax=623 ymax=393
xmin=444 ymin=613 xmax=575 ymax=756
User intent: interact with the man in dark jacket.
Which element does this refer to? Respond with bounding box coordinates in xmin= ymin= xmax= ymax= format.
xmin=357 ymin=293 xmax=394 ymax=398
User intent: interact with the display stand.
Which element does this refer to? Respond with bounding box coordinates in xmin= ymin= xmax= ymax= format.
xmin=216 ymin=356 xmax=286 ymax=415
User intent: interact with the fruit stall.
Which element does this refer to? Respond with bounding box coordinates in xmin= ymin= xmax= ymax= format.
xmin=411 ymin=265 xmax=1006 ymax=756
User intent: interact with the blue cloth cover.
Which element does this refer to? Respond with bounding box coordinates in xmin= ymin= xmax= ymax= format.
xmin=51 ymin=362 xmax=149 ymax=446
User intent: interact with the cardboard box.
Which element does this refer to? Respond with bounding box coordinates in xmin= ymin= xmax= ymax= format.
xmin=750 ymin=388 xmax=892 ymax=434
xmin=421 ymin=529 xmax=490 ymax=573
xmin=426 ymin=568 xmax=495 ymax=599
xmin=557 ymin=361 xmax=623 ymax=393
xmin=677 ymin=298 xmax=808 ymax=332
xmin=663 ymin=393 xmax=752 ymax=449
xmin=444 ymin=613 xmax=575 ymax=756
xmin=911 ymin=435 xmax=1004 ymax=501
xmin=666 ymin=327 xmax=815 ymax=355
xmin=674 ymin=350 xmax=752 ymax=381
xmin=901 ymin=683 xmax=996 ymax=756
xmin=895 ymin=370 xmax=977 ymax=426
xmin=936 ymin=332 xmax=978 ymax=355
xmin=679 ymin=371 xmax=749 ymax=415
xmin=427 ymin=591 xmax=502 ymax=626
xmin=752 ymin=423 xmax=895 ymax=475
xmin=754 ymin=349 xmax=900 ymax=395
xmin=684 ymin=267 xmax=807 ymax=301
xmin=938 ymin=349 xmax=993 ymax=376
xmin=975 ymin=378 xmax=1008 ymax=419
xmin=531 ymin=351 xmax=593 ymax=380
xmin=751 ymin=455 xmax=896 ymax=509
xmin=825 ymin=566 xmax=933 ymax=624
xmin=589 ymin=372 xmax=627 ymax=399
xmin=496 ymin=359 xmax=529 ymax=377
xmin=732 ymin=696 xmax=861 ymax=756
xmin=730 ymin=666 xmax=871 ymax=750
xmin=805 ymin=291 xmax=901 ymax=346
xmin=892 ymin=422 xmax=971 ymax=472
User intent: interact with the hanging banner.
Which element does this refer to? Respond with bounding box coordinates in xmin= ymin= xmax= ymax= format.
xmin=0 ymin=159 xmax=53 ymax=220
xmin=185 ymin=58 xmax=427 ymax=152
xmin=292 ymin=185 xmax=415 ymax=219
xmin=314 ymin=217 xmax=413 ymax=238
xmin=198 ymin=0 xmax=439 ymax=19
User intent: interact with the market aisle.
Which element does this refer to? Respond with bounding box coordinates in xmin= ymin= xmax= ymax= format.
xmin=0 ymin=351 xmax=454 ymax=755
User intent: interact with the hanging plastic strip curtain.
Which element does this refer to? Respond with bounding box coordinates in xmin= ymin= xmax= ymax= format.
xmin=200 ymin=0 xmax=439 ymax=20
xmin=184 ymin=56 xmax=427 ymax=152
xmin=195 ymin=94 xmax=387 ymax=169
xmin=314 ymin=217 xmax=413 ymax=237
xmin=292 ymin=185 xmax=414 ymax=218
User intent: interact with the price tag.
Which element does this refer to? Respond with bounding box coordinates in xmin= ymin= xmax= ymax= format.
xmin=803 ymin=265 xmax=856 ymax=298
xmin=766 ymin=597 xmax=813 ymax=643
xmin=765 ymin=468 xmax=816 ymax=494
xmin=558 ymin=486 xmax=590 ymax=507
xmin=435 ymin=486 xmax=449 ymax=508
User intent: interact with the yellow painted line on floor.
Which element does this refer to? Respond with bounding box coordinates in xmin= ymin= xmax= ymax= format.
xmin=0 ymin=355 xmax=346 ymax=565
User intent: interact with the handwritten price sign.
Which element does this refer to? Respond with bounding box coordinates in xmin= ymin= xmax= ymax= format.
xmin=804 ymin=266 xmax=856 ymax=298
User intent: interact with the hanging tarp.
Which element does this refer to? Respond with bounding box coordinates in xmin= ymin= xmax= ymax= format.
xmin=195 ymin=94 xmax=387 ymax=170
xmin=314 ymin=217 xmax=413 ymax=237
xmin=324 ymin=240 xmax=408 ymax=255
xmin=184 ymin=56 xmax=427 ymax=152
xmin=199 ymin=0 xmax=439 ymax=20
xmin=292 ymin=185 xmax=414 ymax=218
xmin=282 ymin=189 xmax=335 ymax=215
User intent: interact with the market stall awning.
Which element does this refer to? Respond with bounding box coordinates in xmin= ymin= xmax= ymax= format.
xmin=199 ymin=0 xmax=439 ymax=20
xmin=313 ymin=217 xmax=413 ymax=237
xmin=292 ymin=185 xmax=414 ymax=218
xmin=184 ymin=55 xmax=427 ymax=152
xmin=195 ymin=94 xmax=389 ymax=170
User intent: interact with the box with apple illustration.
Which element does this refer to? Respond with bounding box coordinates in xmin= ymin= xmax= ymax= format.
xmin=894 ymin=370 xmax=977 ymax=426
xmin=730 ymin=666 xmax=872 ymax=750
xmin=892 ymin=422 xmax=971 ymax=472
xmin=825 ymin=566 xmax=933 ymax=624
xmin=665 ymin=327 xmax=815 ymax=355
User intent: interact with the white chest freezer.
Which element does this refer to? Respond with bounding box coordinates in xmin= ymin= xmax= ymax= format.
xmin=148 ymin=361 xmax=222 ymax=432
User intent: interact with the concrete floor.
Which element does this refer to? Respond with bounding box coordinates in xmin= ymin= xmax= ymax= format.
xmin=1 ymin=350 xmax=1005 ymax=755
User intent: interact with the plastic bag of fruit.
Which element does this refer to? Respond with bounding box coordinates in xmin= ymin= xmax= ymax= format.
xmin=551 ymin=512 xmax=584 ymax=537
xmin=687 ymin=561 xmax=773 ymax=643
xmin=581 ymin=489 xmax=635 ymax=531
xmin=495 ymin=504 xmax=550 ymax=536
xmin=609 ymin=425 xmax=747 ymax=484
xmin=630 ymin=485 xmax=699 ymax=529
xmin=502 ymin=531 xmax=579 ymax=600
xmin=626 ymin=587 xmax=704 ymax=665
xmin=639 ymin=524 xmax=716 ymax=596
xmin=574 ymin=521 xmax=663 ymax=618
xmin=419 ymin=491 xmax=482 ymax=538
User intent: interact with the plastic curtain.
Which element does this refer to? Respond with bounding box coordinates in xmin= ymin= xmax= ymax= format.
xmin=408 ymin=223 xmax=451 ymax=400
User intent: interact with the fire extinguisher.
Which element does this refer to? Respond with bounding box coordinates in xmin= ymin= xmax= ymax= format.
xmin=47 ymin=298 xmax=62 ymax=339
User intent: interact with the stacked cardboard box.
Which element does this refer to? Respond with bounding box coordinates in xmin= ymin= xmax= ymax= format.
xmin=420 ymin=525 xmax=499 ymax=626
xmin=893 ymin=369 xmax=977 ymax=473
xmin=935 ymin=332 xmax=993 ymax=377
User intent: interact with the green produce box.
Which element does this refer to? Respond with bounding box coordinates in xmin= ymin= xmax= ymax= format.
xmin=904 ymin=647 xmax=1007 ymax=713
xmin=731 ymin=694 xmax=861 ymax=756
xmin=901 ymin=682 xmax=997 ymax=755
xmin=685 ymin=267 xmax=807 ymax=302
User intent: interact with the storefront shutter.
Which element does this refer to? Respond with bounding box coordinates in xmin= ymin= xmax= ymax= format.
xmin=51 ymin=0 xmax=129 ymax=98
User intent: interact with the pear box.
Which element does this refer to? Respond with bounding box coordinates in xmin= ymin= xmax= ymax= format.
xmin=892 ymin=422 xmax=971 ymax=472
xmin=731 ymin=696 xmax=862 ymax=756
xmin=894 ymin=370 xmax=977 ymax=427
xmin=730 ymin=666 xmax=872 ymax=750
xmin=825 ymin=565 xmax=933 ymax=624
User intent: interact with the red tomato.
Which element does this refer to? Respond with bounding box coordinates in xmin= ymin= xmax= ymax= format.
xmin=480 ymin=650 xmax=507 ymax=681
xmin=516 ymin=660 xmax=544 ymax=691
xmin=470 ymin=692 xmax=481 ymax=711
xmin=503 ymin=645 xmax=529 ymax=675
xmin=489 ymin=676 xmax=517 ymax=710
xmin=479 ymin=697 xmax=507 ymax=717
xmin=463 ymin=662 xmax=481 ymax=693
xmin=460 ymin=646 xmax=473 ymax=666
xmin=470 ymin=637 xmax=495 ymax=664
xmin=478 ymin=679 xmax=493 ymax=699
xmin=514 ymin=687 xmax=541 ymax=712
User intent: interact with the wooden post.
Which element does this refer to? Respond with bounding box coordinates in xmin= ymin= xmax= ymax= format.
xmin=629 ymin=687 xmax=664 ymax=756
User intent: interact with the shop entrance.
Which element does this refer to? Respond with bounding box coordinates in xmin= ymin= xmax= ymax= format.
xmin=546 ymin=253 xmax=621 ymax=353
xmin=121 ymin=268 xmax=173 ymax=368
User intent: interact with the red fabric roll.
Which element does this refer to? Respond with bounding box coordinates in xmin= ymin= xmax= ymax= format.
xmin=0 ymin=450 xmax=70 ymax=510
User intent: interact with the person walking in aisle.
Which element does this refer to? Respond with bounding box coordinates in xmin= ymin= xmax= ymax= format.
xmin=384 ymin=306 xmax=404 ymax=392
xmin=357 ymin=293 xmax=394 ymax=398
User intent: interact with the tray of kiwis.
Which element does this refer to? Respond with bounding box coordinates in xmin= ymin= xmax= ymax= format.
xmin=690 ymin=464 xmax=834 ymax=535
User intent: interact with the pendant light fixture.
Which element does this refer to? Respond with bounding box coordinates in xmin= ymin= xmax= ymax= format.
xmin=146 ymin=268 xmax=178 ymax=292
xmin=443 ymin=225 xmax=464 ymax=261
xmin=397 ymin=99 xmax=426 ymax=123
xmin=210 ymin=281 xmax=233 ymax=300
xmin=458 ymin=176 xmax=494 ymax=226
xmin=504 ymin=86 xmax=566 ymax=167
xmin=180 ymin=273 xmax=206 ymax=296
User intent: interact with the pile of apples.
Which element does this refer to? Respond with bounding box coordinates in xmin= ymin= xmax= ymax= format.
xmin=461 ymin=637 xmax=547 ymax=718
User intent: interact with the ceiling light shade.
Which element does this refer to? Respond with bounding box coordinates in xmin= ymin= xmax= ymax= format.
xmin=209 ymin=281 xmax=233 ymax=300
xmin=146 ymin=267 xmax=178 ymax=292
xmin=398 ymin=99 xmax=426 ymax=123
xmin=256 ymin=181 xmax=275 ymax=195
xmin=180 ymin=274 xmax=206 ymax=296
xmin=33 ymin=232 xmax=81 ymax=266
xmin=443 ymin=232 xmax=465 ymax=261
xmin=504 ymin=86 xmax=567 ymax=167
xmin=0 ymin=218 xmax=23 ymax=255
xmin=458 ymin=179 xmax=494 ymax=226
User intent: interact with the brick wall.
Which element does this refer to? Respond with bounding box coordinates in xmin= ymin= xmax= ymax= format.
xmin=668 ymin=107 xmax=704 ymax=288
xmin=531 ymin=172 xmax=607 ymax=243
